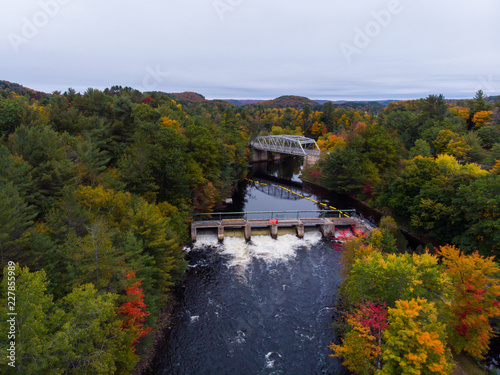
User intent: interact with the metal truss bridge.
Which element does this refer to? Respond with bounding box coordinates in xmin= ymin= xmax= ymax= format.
xmin=251 ymin=135 xmax=320 ymax=156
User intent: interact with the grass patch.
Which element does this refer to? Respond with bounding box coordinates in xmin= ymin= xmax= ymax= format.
xmin=453 ymin=351 xmax=488 ymax=375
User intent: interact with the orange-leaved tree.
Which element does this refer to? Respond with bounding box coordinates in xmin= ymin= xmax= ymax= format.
xmin=472 ymin=110 xmax=492 ymax=128
xmin=437 ymin=245 xmax=500 ymax=358
xmin=491 ymin=159 xmax=500 ymax=175
xmin=380 ymin=298 xmax=453 ymax=375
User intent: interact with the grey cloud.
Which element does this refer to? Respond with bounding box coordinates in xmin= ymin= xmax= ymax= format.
xmin=1 ymin=0 xmax=499 ymax=100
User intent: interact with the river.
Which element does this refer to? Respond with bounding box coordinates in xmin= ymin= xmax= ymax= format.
xmin=154 ymin=157 xmax=351 ymax=374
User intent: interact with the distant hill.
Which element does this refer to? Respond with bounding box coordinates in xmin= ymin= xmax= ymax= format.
xmin=339 ymin=101 xmax=386 ymax=110
xmin=252 ymin=95 xmax=320 ymax=109
xmin=166 ymin=91 xmax=207 ymax=103
xmin=219 ymin=96 xmax=393 ymax=111
xmin=486 ymin=95 xmax=500 ymax=104
xmin=376 ymin=100 xmax=399 ymax=106
xmin=443 ymin=96 xmax=499 ymax=107
xmin=221 ymin=99 xmax=264 ymax=107
xmin=0 ymin=80 xmax=48 ymax=101
xmin=316 ymin=99 xmax=397 ymax=107
xmin=315 ymin=100 xmax=347 ymax=105
xmin=146 ymin=91 xmax=233 ymax=108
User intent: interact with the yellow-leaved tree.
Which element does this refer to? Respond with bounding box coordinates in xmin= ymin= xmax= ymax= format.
xmin=472 ymin=110 xmax=492 ymax=128
xmin=437 ymin=245 xmax=500 ymax=358
xmin=380 ymin=298 xmax=454 ymax=375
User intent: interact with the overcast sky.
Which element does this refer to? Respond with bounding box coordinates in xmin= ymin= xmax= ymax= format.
xmin=1 ymin=0 xmax=499 ymax=100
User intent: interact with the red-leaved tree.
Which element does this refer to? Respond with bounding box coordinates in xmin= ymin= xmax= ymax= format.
xmin=330 ymin=301 xmax=388 ymax=373
xmin=119 ymin=271 xmax=152 ymax=346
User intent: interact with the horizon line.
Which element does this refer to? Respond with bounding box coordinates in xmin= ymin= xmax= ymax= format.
xmin=2 ymin=79 xmax=498 ymax=103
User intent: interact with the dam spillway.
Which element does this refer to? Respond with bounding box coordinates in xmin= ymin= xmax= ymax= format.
xmin=191 ymin=210 xmax=370 ymax=242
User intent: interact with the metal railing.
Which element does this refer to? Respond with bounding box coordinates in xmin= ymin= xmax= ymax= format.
xmin=251 ymin=135 xmax=321 ymax=156
xmin=193 ymin=209 xmax=357 ymax=221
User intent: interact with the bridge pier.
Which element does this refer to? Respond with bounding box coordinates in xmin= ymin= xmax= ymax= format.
xmin=218 ymin=226 xmax=224 ymax=242
xmin=252 ymin=149 xmax=269 ymax=162
xmin=270 ymin=224 xmax=278 ymax=239
xmin=296 ymin=222 xmax=304 ymax=239
xmin=304 ymin=154 xmax=320 ymax=168
xmin=244 ymin=224 xmax=251 ymax=242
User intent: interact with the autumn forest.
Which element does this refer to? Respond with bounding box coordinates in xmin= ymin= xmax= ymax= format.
xmin=0 ymin=80 xmax=499 ymax=374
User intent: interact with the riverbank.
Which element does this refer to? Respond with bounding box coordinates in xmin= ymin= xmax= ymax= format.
xmin=299 ymin=175 xmax=429 ymax=249
xmin=133 ymin=293 xmax=178 ymax=375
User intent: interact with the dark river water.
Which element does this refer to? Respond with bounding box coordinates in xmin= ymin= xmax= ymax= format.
xmin=156 ymin=235 xmax=347 ymax=375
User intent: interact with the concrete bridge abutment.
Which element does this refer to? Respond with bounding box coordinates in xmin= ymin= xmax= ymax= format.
xmin=304 ymin=154 xmax=320 ymax=168
xmin=252 ymin=149 xmax=269 ymax=162
xmin=320 ymin=224 xmax=335 ymax=237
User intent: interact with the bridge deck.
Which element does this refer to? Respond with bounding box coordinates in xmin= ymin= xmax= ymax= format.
xmin=252 ymin=144 xmax=320 ymax=156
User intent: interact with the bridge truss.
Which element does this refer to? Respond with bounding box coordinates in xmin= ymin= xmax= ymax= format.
xmin=251 ymin=135 xmax=320 ymax=156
